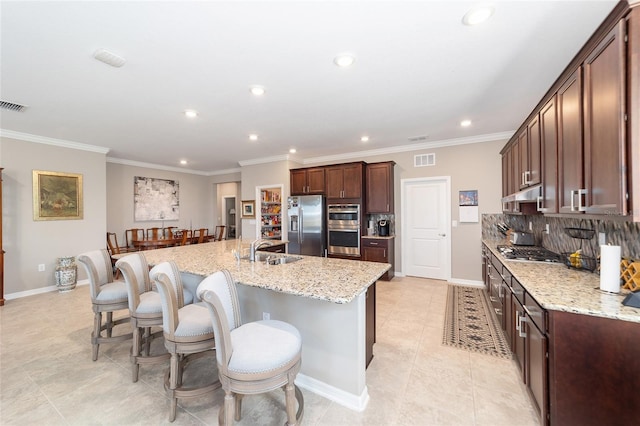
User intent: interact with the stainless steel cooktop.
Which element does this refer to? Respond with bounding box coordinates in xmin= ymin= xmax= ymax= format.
xmin=497 ymin=245 xmax=562 ymax=263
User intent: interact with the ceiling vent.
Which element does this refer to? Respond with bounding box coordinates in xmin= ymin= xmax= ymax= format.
xmin=93 ymin=48 xmax=126 ymax=67
xmin=0 ymin=100 xmax=28 ymax=112
xmin=414 ymin=153 xmax=435 ymax=167
xmin=408 ymin=135 xmax=429 ymax=142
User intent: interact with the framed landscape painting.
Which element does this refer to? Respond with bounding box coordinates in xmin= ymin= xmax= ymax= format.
xmin=33 ymin=170 xmax=83 ymax=221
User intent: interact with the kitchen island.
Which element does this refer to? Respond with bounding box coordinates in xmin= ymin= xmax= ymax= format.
xmin=138 ymin=239 xmax=390 ymax=411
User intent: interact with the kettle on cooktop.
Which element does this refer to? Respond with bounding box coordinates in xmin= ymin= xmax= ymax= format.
xmin=377 ymin=220 xmax=389 ymax=236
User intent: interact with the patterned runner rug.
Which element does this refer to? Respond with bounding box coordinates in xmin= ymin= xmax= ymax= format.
xmin=442 ymin=285 xmax=511 ymax=359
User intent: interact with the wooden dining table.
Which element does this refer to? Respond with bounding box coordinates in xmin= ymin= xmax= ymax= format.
xmin=132 ymin=238 xmax=179 ymax=250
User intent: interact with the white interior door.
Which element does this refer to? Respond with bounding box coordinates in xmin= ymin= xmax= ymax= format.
xmin=401 ymin=177 xmax=450 ymax=280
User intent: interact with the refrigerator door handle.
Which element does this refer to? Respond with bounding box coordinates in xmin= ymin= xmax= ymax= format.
xmin=299 ymin=208 xmax=303 ymax=243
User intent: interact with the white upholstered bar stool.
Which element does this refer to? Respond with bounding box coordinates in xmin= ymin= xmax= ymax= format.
xmin=152 ymin=262 xmax=220 ymax=422
xmin=115 ymin=253 xmax=170 ymax=382
xmin=199 ymin=270 xmax=304 ymax=426
xmin=77 ymin=249 xmax=132 ymax=361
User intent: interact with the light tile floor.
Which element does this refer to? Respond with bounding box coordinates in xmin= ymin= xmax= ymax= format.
xmin=0 ymin=276 xmax=540 ymax=425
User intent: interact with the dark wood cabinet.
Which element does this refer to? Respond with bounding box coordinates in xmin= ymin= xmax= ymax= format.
xmin=549 ymin=311 xmax=640 ymax=426
xmin=290 ymin=167 xmax=325 ymax=195
xmin=326 ymin=162 xmax=364 ymax=201
xmin=527 ymin=115 xmax=542 ymax=188
xmin=557 ymin=68 xmax=584 ymax=214
xmin=583 ymin=20 xmax=627 ymax=215
xmin=361 ymin=237 xmax=394 ymax=281
xmin=523 ymin=293 xmax=549 ymax=424
xmin=517 ymin=128 xmax=527 ymax=190
xmin=365 ymin=161 xmax=394 ymax=214
xmin=540 ymin=96 xmax=558 ymax=213
xmin=365 ymin=282 xmax=376 ymax=368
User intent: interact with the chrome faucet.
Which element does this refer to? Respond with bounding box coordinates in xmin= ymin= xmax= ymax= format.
xmin=249 ymin=239 xmax=275 ymax=261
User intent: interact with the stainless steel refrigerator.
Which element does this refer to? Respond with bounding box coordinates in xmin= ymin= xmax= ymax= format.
xmin=287 ymin=195 xmax=326 ymax=256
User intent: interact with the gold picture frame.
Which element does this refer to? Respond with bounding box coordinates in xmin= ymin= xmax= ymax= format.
xmin=241 ymin=200 xmax=255 ymax=218
xmin=33 ymin=170 xmax=83 ymax=221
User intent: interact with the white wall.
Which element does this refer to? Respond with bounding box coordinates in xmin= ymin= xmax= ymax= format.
xmin=106 ymin=162 xmax=214 ymax=244
xmin=302 ymin=138 xmax=505 ymax=282
xmin=1 ymin=137 xmax=106 ymax=293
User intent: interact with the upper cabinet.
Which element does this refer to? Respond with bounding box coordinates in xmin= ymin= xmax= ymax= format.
xmin=365 ymin=161 xmax=395 ymax=214
xmin=539 ymin=95 xmax=558 ymax=213
xmin=502 ymin=2 xmax=638 ymax=220
xmin=559 ymin=20 xmax=627 ymax=215
xmin=290 ymin=167 xmax=325 ymax=195
xmin=326 ymin=162 xmax=365 ymax=201
xmin=557 ymin=68 xmax=584 ymax=214
xmin=582 ymin=20 xmax=627 ymax=215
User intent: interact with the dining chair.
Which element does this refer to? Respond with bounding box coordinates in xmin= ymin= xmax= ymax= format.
xmin=77 ymin=249 xmax=132 ymax=361
xmin=194 ymin=228 xmax=208 ymax=244
xmin=125 ymin=228 xmax=145 ymax=249
xmin=176 ymin=229 xmax=191 ymax=246
xmin=106 ymin=232 xmax=134 ymax=278
xmin=214 ymin=225 xmax=226 ymax=241
xmin=152 ymin=264 xmax=220 ymax=422
xmin=146 ymin=227 xmax=162 ymax=240
xmin=199 ymin=270 xmax=304 ymax=425
xmin=115 ymin=253 xmax=170 ymax=382
xmin=164 ymin=226 xmax=177 ymax=239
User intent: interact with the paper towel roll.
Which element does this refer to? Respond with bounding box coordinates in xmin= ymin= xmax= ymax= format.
xmin=600 ymin=245 xmax=621 ymax=293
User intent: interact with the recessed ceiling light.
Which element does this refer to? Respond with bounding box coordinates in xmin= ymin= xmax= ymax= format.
xmin=184 ymin=110 xmax=198 ymax=118
xmin=250 ymin=86 xmax=265 ymax=96
xmin=289 ymin=148 xmax=297 ymax=154
xmin=334 ymin=54 xmax=356 ymax=68
xmin=361 ymin=136 xmax=369 ymax=142
xmin=249 ymin=134 xmax=258 ymax=141
xmin=180 ymin=160 xmax=188 ymax=165
xmin=462 ymin=6 xmax=494 ymax=26
xmin=460 ymin=119 xmax=472 ymax=127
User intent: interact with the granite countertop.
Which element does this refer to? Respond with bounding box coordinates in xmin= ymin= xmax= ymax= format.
xmin=361 ymin=235 xmax=395 ymax=240
xmin=137 ymin=240 xmax=390 ymax=304
xmin=483 ymin=239 xmax=640 ymax=324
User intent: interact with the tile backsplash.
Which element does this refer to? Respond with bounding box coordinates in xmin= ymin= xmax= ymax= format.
xmin=482 ymin=213 xmax=640 ymax=261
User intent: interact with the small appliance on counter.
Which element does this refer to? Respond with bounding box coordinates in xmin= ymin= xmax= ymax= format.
xmin=377 ymin=220 xmax=389 ymax=237
xmin=510 ymin=231 xmax=534 ymax=246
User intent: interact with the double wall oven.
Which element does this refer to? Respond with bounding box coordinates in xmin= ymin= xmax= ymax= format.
xmin=327 ymin=204 xmax=360 ymax=256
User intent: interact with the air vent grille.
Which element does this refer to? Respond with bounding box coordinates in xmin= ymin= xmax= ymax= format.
xmin=408 ymin=135 xmax=429 ymax=142
xmin=415 ymin=153 xmax=435 ymax=167
xmin=0 ymin=100 xmax=27 ymax=112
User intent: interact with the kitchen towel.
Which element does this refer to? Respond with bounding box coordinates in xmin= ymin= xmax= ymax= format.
xmin=600 ymin=245 xmax=621 ymax=293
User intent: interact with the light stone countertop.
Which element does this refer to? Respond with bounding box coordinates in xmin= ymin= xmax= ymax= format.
xmin=484 ymin=240 xmax=640 ymax=324
xmin=137 ymin=240 xmax=390 ymax=304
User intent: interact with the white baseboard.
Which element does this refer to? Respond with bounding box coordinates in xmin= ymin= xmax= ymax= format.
xmin=295 ymin=373 xmax=370 ymax=412
xmin=5 ymin=279 xmax=89 ymax=301
xmin=448 ymin=278 xmax=484 ymax=288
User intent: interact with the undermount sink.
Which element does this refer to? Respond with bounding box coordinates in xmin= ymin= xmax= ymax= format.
xmin=253 ymin=252 xmax=303 ymax=265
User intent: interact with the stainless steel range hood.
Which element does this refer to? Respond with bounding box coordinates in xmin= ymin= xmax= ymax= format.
xmin=501 ymin=184 xmax=541 ymax=203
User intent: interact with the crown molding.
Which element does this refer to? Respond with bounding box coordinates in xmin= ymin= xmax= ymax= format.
xmin=300 ymin=131 xmax=514 ymax=165
xmin=106 ymin=157 xmax=212 ymax=176
xmin=0 ymin=128 xmax=110 ymax=154
xmin=238 ymin=154 xmax=293 ymax=167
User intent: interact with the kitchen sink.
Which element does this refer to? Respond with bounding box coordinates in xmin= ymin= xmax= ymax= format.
xmin=253 ymin=252 xmax=303 ymax=265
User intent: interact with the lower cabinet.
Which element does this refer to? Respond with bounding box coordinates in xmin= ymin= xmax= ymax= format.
xmin=361 ymin=237 xmax=394 ymax=281
xmin=548 ymin=311 xmax=640 ymax=425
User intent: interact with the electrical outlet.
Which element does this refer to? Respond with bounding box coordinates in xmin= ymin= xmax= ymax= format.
xmin=545 ymin=224 xmax=550 ymax=234
xmin=598 ymin=232 xmax=606 ymax=245
xmin=38 ymin=264 xmax=45 ymax=272
xmin=262 ymin=312 xmax=270 ymax=320
xmin=529 ymin=221 xmax=533 ymax=231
